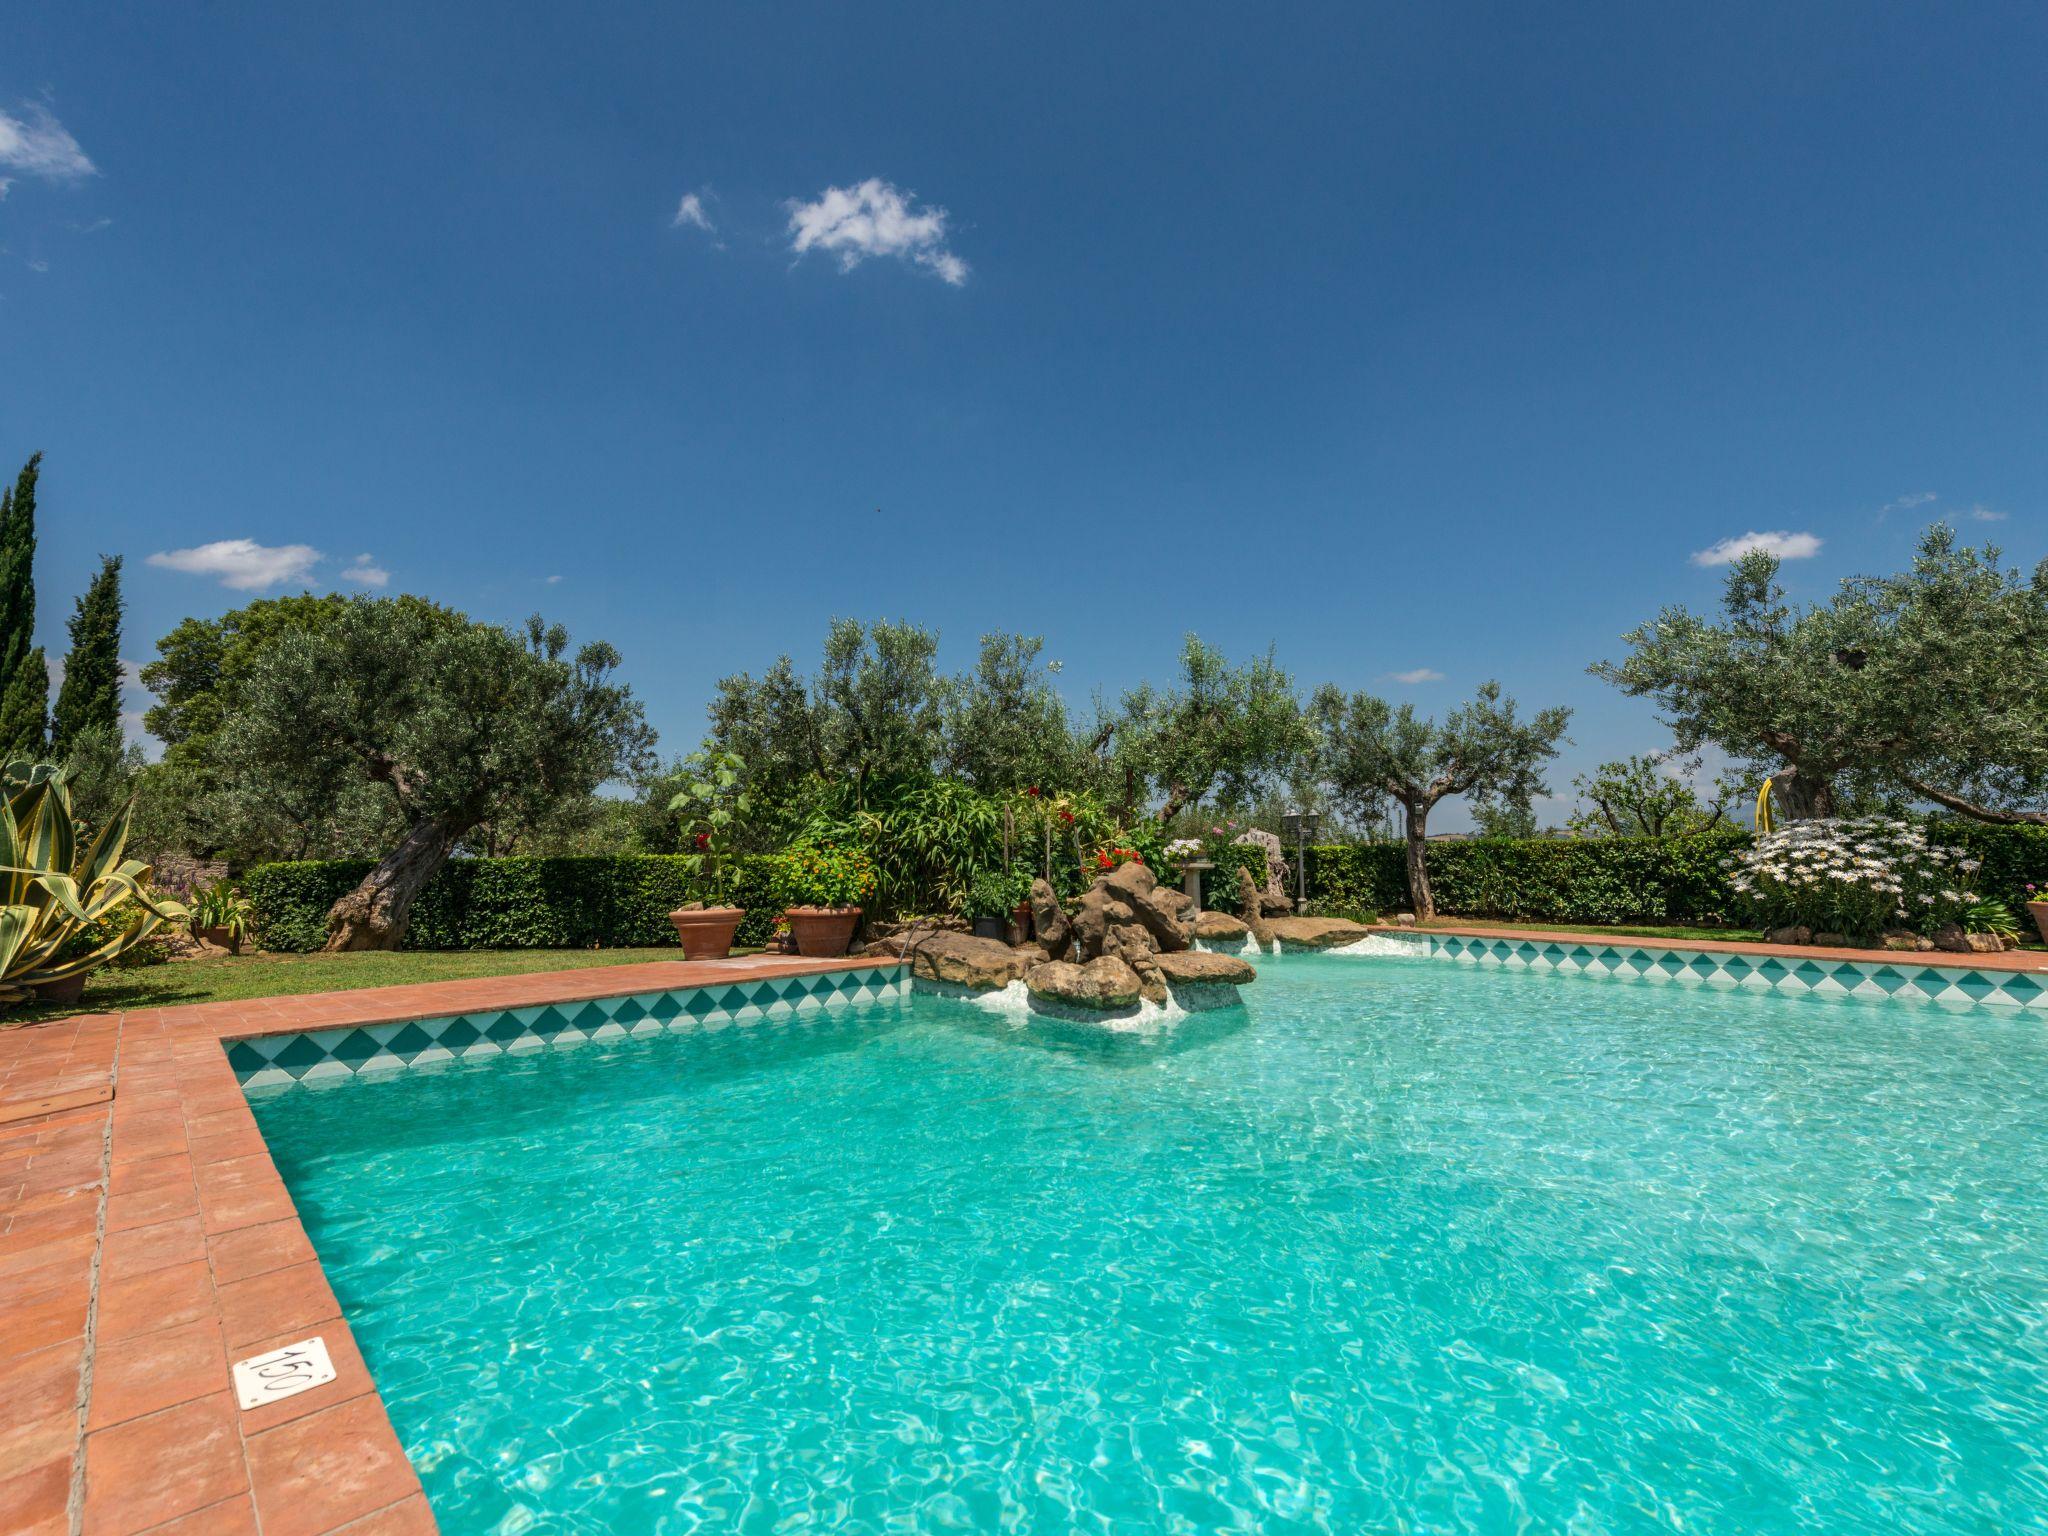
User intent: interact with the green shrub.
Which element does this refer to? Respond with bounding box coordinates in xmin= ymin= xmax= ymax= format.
xmin=245 ymin=854 xmax=787 ymax=953
xmin=1302 ymin=821 xmax=2048 ymax=930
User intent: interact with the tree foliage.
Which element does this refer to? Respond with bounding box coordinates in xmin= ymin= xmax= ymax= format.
xmin=1099 ymin=636 xmax=1311 ymax=824
xmin=0 ymin=454 xmax=47 ymax=758
xmin=51 ymin=555 xmax=125 ymax=754
xmin=1567 ymin=754 xmax=1739 ymax=838
xmin=1593 ymin=524 xmax=2048 ymax=822
xmin=1316 ymin=681 xmax=1571 ymax=917
xmin=216 ymin=598 xmax=654 ymax=947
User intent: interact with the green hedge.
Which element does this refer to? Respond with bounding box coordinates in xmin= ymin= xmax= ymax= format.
xmin=1305 ymin=821 xmax=2048 ymax=927
xmin=248 ymin=822 xmax=2048 ymax=952
xmin=245 ymin=855 xmax=785 ymax=953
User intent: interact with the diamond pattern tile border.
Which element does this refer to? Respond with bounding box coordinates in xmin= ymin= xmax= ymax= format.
xmin=225 ymin=965 xmax=911 ymax=1089
xmin=1415 ymin=934 xmax=2048 ymax=1013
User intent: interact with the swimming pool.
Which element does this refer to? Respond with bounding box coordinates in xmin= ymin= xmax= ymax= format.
xmin=250 ymin=952 xmax=2048 ymax=1534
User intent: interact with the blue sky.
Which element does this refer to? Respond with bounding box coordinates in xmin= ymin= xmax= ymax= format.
xmin=4 ymin=3 xmax=2043 ymax=825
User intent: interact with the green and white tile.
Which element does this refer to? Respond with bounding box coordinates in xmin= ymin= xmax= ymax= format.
xmin=227 ymin=965 xmax=910 ymax=1089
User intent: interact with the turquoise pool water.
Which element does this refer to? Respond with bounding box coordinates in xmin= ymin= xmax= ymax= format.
xmin=251 ymin=954 xmax=2048 ymax=1534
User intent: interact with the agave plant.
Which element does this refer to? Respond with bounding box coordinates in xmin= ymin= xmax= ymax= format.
xmin=1 ymin=758 xmax=188 ymax=1007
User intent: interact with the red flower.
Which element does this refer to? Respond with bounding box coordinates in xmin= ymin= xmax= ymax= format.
xmin=1097 ymin=851 xmax=1112 ymax=868
xmin=1059 ymin=810 xmax=1074 ymax=824
xmin=1026 ymin=786 xmax=1041 ymax=797
xmin=693 ymin=831 xmax=711 ymax=851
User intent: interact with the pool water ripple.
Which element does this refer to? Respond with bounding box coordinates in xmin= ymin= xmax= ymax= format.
xmin=252 ymin=953 xmax=2048 ymax=1534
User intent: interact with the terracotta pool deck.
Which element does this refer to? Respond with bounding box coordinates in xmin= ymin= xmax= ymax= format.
xmin=0 ymin=954 xmax=903 ymax=1536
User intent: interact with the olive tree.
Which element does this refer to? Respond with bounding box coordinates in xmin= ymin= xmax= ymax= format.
xmin=1317 ymin=681 xmax=1570 ymax=919
xmin=1594 ymin=525 xmax=2048 ymax=822
xmin=1567 ymin=754 xmax=1739 ymax=838
xmin=1098 ymin=636 xmax=1312 ymax=824
xmin=217 ymin=598 xmax=653 ymax=949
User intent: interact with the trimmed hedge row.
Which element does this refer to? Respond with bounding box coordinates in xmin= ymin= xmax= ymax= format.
xmin=246 ymin=822 xmax=2048 ymax=952
xmin=245 ymin=855 xmax=787 ymax=953
xmin=1305 ymin=821 xmax=2048 ymax=927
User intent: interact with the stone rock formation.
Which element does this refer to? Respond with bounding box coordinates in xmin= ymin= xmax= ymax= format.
xmin=1155 ymin=950 xmax=1256 ymax=987
xmin=1026 ymin=956 xmax=1143 ymax=1011
xmin=1028 ymin=878 xmax=1071 ymax=960
xmin=1238 ymin=867 xmax=1277 ymax=948
xmin=1099 ymin=861 xmax=1190 ymax=953
xmin=1265 ymin=915 xmax=1374 ymax=949
xmin=1191 ymin=910 xmax=1249 ymax=942
xmin=1233 ymin=829 xmax=1292 ymax=912
xmin=897 ymin=930 xmax=1034 ymax=989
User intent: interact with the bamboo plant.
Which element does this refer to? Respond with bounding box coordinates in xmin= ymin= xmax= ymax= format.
xmin=1 ymin=759 xmax=188 ymax=1006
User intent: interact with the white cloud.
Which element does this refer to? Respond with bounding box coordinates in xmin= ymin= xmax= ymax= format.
xmin=1690 ymin=530 xmax=1822 ymax=567
xmin=787 ymin=177 xmax=968 ymax=285
xmin=545 ymin=574 xmax=563 ymax=585
xmin=1878 ymin=491 xmax=1936 ymax=520
xmin=0 ymin=104 xmax=96 ymax=182
xmin=340 ymin=553 xmax=390 ymax=588
xmin=1969 ymin=505 xmax=2008 ymax=522
xmin=1387 ymin=667 xmax=1443 ymax=684
xmin=672 ymin=191 xmax=714 ymax=232
xmin=148 ymin=539 xmax=323 ymax=591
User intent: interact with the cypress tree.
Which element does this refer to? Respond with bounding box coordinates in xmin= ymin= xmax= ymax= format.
xmin=0 ymin=454 xmax=47 ymax=759
xmin=52 ymin=554 xmax=125 ymax=754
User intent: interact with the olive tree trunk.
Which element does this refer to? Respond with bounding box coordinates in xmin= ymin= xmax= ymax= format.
xmin=1403 ymin=800 xmax=1436 ymax=920
xmin=323 ymin=815 xmax=463 ymax=951
xmin=1768 ymin=766 xmax=1837 ymax=821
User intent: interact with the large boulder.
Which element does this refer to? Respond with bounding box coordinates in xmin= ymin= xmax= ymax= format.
xmin=1025 ymin=956 xmax=1143 ymax=1011
xmin=1101 ymin=862 xmax=1191 ymax=953
xmin=899 ymin=930 xmax=1033 ymax=990
xmin=1155 ymin=950 xmax=1256 ymax=986
xmin=1265 ymin=915 xmax=1373 ymax=950
xmin=1233 ymin=829 xmax=1291 ymax=910
xmin=1069 ymin=890 xmax=1133 ymax=961
xmin=1027 ymin=878 xmax=1071 ymax=960
xmin=1238 ymin=866 xmax=1277 ymax=947
xmin=1105 ymin=923 xmax=1168 ymax=1004
xmin=1192 ymin=910 xmax=1250 ymax=942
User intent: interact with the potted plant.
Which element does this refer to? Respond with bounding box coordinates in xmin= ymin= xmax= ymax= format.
xmin=965 ymin=867 xmax=1028 ymax=941
xmin=774 ymin=844 xmax=877 ymax=957
xmin=666 ymin=750 xmax=751 ymax=960
xmin=188 ymin=879 xmax=254 ymax=954
xmin=2027 ymin=883 xmax=2048 ymax=946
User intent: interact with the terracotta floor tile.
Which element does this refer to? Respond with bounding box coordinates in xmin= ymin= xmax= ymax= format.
xmin=95 ymin=1259 xmax=216 ymax=1342
xmin=217 ymin=1260 xmax=341 ymax=1351
xmin=130 ymin=1493 xmax=261 ymax=1534
xmin=236 ymin=1317 xmax=373 ymax=1435
xmin=207 ymin=1219 xmax=318 ymax=1288
xmin=246 ymin=1394 xmax=423 ymax=1536
xmin=103 ymin=1180 xmax=201 ymax=1234
xmin=0 ymin=1343 xmax=85 ymax=1470
xmin=87 ymin=1317 xmax=229 ymax=1431
xmin=99 ymin=1214 xmax=208 ymax=1283
xmin=82 ymin=1392 xmax=246 ymax=1536
xmin=186 ymin=1125 xmax=268 ymax=1167
xmin=332 ymin=1493 xmax=438 ymax=1534
xmin=196 ymin=1157 xmax=295 ymax=1237
xmin=2 ymin=1280 xmax=92 ymax=1355
xmin=0 ymin=1452 xmax=72 ymax=1536
xmin=107 ymin=1152 xmax=193 ymax=1198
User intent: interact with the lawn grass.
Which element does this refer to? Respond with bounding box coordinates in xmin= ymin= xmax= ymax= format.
xmin=3 ymin=946 xmax=721 ymax=1027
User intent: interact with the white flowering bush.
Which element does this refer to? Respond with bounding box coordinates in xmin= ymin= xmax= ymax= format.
xmin=1163 ymin=838 xmax=1206 ymax=862
xmin=1723 ymin=816 xmax=1982 ymax=939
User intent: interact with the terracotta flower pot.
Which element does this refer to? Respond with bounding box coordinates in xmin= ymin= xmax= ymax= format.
xmin=667 ymin=907 xmax=746 ymax=960
xmin=197 ymin=925 xmax=243 ymax=955
xmin=2029 ymin=900 xmax=2048 ymax=948
xmin=784 ymin=906 xmax=860 ymax=958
